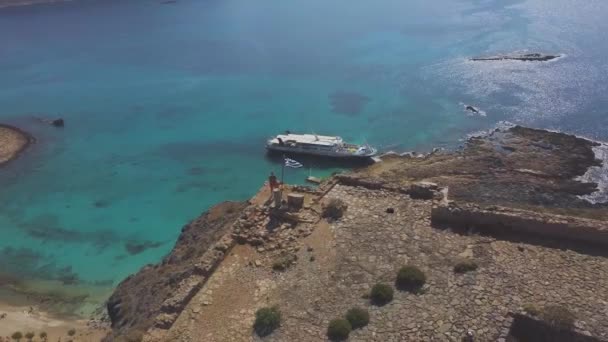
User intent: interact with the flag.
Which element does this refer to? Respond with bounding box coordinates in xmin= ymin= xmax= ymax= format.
xmin=284 ymin=157 xmax=303 ymax=168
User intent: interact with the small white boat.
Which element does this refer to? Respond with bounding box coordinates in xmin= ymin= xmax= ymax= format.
xmin=266 ymin=132 xmax=377 ymax=159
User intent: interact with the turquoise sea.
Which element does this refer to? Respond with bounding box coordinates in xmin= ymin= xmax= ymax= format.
xmin=1 ymin=0 xmax=607 ymax=314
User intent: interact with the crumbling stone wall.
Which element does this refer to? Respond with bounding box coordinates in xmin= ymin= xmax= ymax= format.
xmin=509 ymin=313 xmax=604 ymax=342
xmin=431 ymin=202 xmax=608 ymax=247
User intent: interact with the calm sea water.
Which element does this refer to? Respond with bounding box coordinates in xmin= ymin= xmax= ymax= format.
xmin=1 ymin=0 xmax=607 ymax=313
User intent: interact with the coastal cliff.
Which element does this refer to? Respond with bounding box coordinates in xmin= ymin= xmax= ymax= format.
xmin=105 ymin=126 xmax=608 ymax=341
xmin=104 ymin=201 xmax=247 ymax=341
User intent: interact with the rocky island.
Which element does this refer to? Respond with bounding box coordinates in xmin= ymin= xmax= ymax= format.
xmin=0 ymin=0 xmax=71 ymax=9
xmin=470 ymin=53 xmax=561 ymax=62
xmin=103 ymin=126 xmax=608 ymax=342
xmin=0 ymin=124 xmax=32 ymax=166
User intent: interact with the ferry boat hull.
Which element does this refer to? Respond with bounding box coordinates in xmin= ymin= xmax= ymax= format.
xmin=266 ymin=145 xmax=377 ymax=159
xmin=265 ymin=133 xmax=378 ymax=159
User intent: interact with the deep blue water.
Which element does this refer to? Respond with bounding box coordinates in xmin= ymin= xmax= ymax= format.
xmin=1 ymin=0 xmax=607 ymax=313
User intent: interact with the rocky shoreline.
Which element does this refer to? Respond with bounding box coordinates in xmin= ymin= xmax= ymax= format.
xmin=103 ymin=125 xmax=608 ymax=341
xmin=0 ymin=124 xmax=33 ymax=167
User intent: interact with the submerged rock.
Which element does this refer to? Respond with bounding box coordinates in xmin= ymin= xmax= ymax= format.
xmin=465 ymin=105 xmax=479 ymax=114
xmin=51 ymin=118 xmax=65 ymax=127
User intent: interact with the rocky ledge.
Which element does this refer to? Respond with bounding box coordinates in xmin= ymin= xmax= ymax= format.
xmin=0 ymin=124 xmax=33 ymax=166
xmin=360 ymin=125 xmax=607 ymax=219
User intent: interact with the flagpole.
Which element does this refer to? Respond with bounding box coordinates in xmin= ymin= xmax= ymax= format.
xmin=281 ymin=154 xmax=285 ymax=184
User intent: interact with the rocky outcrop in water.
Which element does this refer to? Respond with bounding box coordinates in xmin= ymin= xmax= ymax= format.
xmin=51 ymin=118 xmax=65 ymax=127
xmin=471 ymin=53 xmax=560 ymax=62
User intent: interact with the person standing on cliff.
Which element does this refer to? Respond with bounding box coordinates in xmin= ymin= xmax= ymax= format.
xmin=268 ymin=172 xmax=278 ymax=192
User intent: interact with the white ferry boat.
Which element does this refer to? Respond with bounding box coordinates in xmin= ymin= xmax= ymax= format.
xmin=266 ymin=132 xmax=378 ymax=159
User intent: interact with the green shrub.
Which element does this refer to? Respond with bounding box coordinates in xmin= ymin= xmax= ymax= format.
xmin=322 ymin=199 xmax=347 ymax=220
xmin=253 ymin=306 xmax=281 ymax=337
xmin=540 ymin=305 xmax=576 ymax=330
xmin=345 ymin=307 xmax=370 ymax=329
xmin=11 ymin=332 xmax=23 ymax=341
xmin=67 ymin=328 xmax=76 ymax=336
xmin=24 ymin=332 xmax=34 ymax=341
xmin=453 ymin=260 xmax=478 ymax=274
xmin=396 ymin=265 xmax=426 ymax=292
xmin=327 ymin=318 xmax=352 ymax=341
xmin=523 ymin=303 xmax=540 ymax=316
xmin=370 ymin=283 xmax=394 ymax=306
xmin=39 ymin=332 xmax=48 ymax=340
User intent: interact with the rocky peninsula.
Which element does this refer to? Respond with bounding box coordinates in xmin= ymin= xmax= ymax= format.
xmin=102 ymin=125 xmax=608 ymax=342
xmin=0 ymin=124 xmax=32 ymax=167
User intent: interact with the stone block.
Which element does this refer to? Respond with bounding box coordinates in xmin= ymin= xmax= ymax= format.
xmin=287 ymin=193 xmax=305 ymax=210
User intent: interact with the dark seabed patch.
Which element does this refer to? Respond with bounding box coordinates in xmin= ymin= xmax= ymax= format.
xmin=152 ymin=139 xmax=264 ymax=164
xmin=187 ymin=166 xmax=230 ymax=176
xmin=17 ymin=214 xmax=119 ymax=251
xmin=187 ymin=166 xmax=207 ymax=175
xmin=329 ymin=91 xmax=371 ymax=116
xmin=154 ymin=105 xmax=195 ymax=121
xmin=174 ymin=180 xmax=229 ymax=193
xmin=124 ymin=240 xmax=165 ymax=256
xmin=0 ymin=247 xmax=80 ymax=285
xmin=93 ymin=199 xmax=111 ymax=208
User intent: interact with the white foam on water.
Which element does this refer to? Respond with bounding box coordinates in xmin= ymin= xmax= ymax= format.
xmin=577 ymin=143 xmax=608 ymax=204
xmin=465 ymin=121 xmax=516 ymax=140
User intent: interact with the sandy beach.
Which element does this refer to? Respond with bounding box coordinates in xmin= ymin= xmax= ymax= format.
xmin=0 ymin=124 xmax=31 ymax=166
xmin=0 ymin=303 xmax=108 ymax=342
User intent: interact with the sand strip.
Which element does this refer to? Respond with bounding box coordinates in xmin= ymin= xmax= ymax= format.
xmin=0 ymin=124 xmax=32 ymax=167
xmin=0 ymin=302 xmax=108 ymax=342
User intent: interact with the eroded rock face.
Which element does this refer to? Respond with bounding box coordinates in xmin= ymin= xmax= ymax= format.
xmin=104 ymin=201 xmax=246 ymax=340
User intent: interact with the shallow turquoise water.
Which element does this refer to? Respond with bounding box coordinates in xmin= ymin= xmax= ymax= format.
xmin=1 ymin=0 xmax=607 ymax=309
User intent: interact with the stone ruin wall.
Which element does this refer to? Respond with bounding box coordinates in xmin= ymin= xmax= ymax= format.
xmin=430 ymin=202 xmax=608 ymax=248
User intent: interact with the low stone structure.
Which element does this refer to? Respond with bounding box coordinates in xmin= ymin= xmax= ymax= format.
xmin=432 ymin=201 xmax=608 ymax=247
